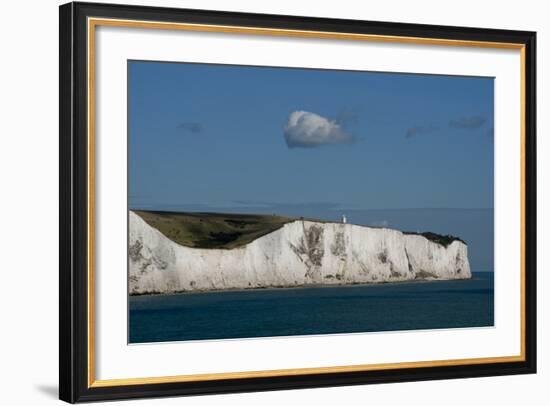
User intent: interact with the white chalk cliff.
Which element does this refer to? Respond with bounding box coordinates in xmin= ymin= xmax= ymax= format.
xmin=129 ymin=211 xmax=471 ymax=294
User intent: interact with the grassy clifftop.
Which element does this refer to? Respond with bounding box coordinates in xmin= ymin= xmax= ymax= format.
xmin=403 ymin=231 xmax=466 ymax=247
xmin=133 ymin=210 xmax=297 ymax=249
xmin=133 ymin=210 xmax=466 ymax=250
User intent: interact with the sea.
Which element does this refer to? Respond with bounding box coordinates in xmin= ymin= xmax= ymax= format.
xmin=128 ymin=272 xmax=493 ymax=344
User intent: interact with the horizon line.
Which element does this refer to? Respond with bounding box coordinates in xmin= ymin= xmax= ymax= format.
xmin=128 ymin=205 xmax=494 ymax=212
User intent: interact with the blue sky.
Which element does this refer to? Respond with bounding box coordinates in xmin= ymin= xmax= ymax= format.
xmin=129 ymin=60 xmax=493 ymax=211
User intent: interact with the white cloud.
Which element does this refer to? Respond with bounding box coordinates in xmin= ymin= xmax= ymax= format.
xmin=284 ymin=110 xmax=354 ymax=148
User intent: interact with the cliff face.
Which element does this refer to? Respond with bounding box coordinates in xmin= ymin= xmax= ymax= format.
xmin=129 ymin=211 xmax=471 ymax=294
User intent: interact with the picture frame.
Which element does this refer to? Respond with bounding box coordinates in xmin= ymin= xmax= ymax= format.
xmin=59 ymin=1 xmax=536 ymax=403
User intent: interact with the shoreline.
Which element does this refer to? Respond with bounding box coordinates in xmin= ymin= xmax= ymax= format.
xmin=129 ymin=272 xmax=489 ymax=298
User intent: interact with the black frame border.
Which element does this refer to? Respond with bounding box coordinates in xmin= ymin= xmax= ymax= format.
xmin=59 ymin=2 xmax=536 ymax=403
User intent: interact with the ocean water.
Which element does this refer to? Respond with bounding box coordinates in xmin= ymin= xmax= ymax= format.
xmin=129 ymin=272 xmax=493 ymax=343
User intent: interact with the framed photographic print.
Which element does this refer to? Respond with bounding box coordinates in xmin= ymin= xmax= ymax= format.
xmin=59 ymin=2 xmax=537 ymax=403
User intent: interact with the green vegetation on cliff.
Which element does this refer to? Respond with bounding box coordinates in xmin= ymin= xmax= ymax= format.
xmin=133 ymin=210 xmax=466 ymax=250
xmin=403 ymin=231 xmax=466 ymax=247
xmin=133 ymin=210 xmax=296 ymax=249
